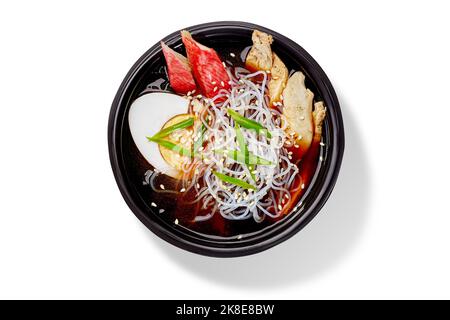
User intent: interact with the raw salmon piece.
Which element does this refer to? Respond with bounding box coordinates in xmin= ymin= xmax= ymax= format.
xmin=181 ymin=31 xmax=230 ymax=99
xmin=161 ymin=41 xmax=197 ymax=95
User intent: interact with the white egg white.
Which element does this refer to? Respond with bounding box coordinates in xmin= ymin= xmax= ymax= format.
xmin=128 ymin=92 xmax=189 ymax=178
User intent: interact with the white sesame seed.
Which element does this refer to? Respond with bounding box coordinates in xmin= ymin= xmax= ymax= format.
xmin=285 ymin=194 xmax=289 ymax=199
xmin=213 ymin=86 xmax=218 ymax=92
xmin=220 ymin=81 xmax=225 ymax=87
xmin=301 ymin=183 xmax=305 ymax=189
xmin=159 ymin=209 xmax=165 ymax=214
xmin=196 ymin=94 xmax=202 ymax=99
xmin=160 ymin=184 xmax=165 ymax=190
xmin=320 ymin=156 xmax=324 ymax=161
xmin=196 ymin=183 xmax=200 ymax=189
xmin=278 ymin=204 xmax=283 ymax=210
xmin=266 ymin=70 xmax=271 ymax=74
xmin=151 ymin=202 xmax=157 ymax=207
xmin=230 ymin=52 xmax=236 ymax=57
xmin=222 ymin=62 xmax=227 ymax=68
xmin=180 ymin=188 xmax=186 ymax=193
xmin=237 ymin=234 xmax=242 ymax=239
xmin=300 ymin=116 xmax=305 ymax=120
xmin=294 ymin=144 xmax=299 ymax=148
xmin=174 ymin=219 xmax=179 ymax=225
xmin=211 ymin=81 xmax=216 ymax=85
xmin=320 ymin=142 xmax=325 ymax=146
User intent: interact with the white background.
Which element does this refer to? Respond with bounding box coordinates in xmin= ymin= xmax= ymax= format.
xmin=1 ymin=0 xmax=449 ymax=299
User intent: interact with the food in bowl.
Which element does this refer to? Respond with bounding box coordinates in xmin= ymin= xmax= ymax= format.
xmin=128 ymin=29 xmax=327 ymax=237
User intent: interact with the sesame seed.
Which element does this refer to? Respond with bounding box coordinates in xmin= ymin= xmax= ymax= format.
xmin=196 ymin=94 xmax=202 ymax=99
xmin=220 ymin=81 xmax=225 ymax=87
xmin=222 ymin=62 xmax=227 ymax=68
xmin=320 ymin=156 xmax=324 ymax=161
xmin=160 ymin=184 xmax=165 ymax=190
xmin=213 ymin=86 xmax=218 ymax=92
xmin=320 ymin=142 xmax=325 ymax=146
xmin=278 ymin=204 xmax=283 ymax=210
xmin=237 ymin=235 xmax=242 ymax=239
xmin=294 ymin=144 xmax=299 ymax=148
xmin=174 ymin=219 xmax=179 ymax=225
xmin=211 ymin=81 xmax=216 ymax=85
xmin=301 ymin=183 xmax=305 ymax=189
xmin=273 ymin=76 xmax=279 ymax=80
xmin=159 ymin=209 xmax=165 ymax=214
xmin=230 ymin=52 xmax=236 ymax=57
xmin=180 ymin=188 xmax=186 ymax=192
xmin=266 ymin=70 xmax=271 ymax=74
xmin=285 ymin=194 xmax=289 ymax=199
xmin=196 ymin=183 xmax=200 ymax=189
xmin=300 ymin=116 xmax=305 ymax=120
xmin=151 ymin=202 xmax=157 ymax=207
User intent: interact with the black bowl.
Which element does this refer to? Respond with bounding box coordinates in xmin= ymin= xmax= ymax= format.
xmin=108 ymin=21 xmax=345 ymax=257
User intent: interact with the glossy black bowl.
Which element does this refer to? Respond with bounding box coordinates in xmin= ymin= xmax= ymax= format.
xmin=108 ymin=21 xmax=345 ymax=257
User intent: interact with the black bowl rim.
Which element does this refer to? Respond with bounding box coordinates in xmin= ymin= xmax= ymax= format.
xmin=108 ymin=21 xmax=345 ymax=257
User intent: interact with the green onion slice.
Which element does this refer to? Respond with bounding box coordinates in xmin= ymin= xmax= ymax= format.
xmin=227 ymin=109 xmax=272 ymax=138
xmin=149 ymin=117 xmax=194 ymax=140
xmin=235 ymin=125 xmax=256 ymax=181
xmin=215 ymin=149 xmax=273 ymax=166
xmin=147 ymin=137 xmax=193 ymax=158
xmin=213 ymin=171 xmax=256 ymax=190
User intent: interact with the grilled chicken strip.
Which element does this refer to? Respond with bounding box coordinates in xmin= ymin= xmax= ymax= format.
xmin=245 ymin=30 xmax=273 ymax=72
xmin=280 ymin=101 xmax=327 ymax=215
xmin=268 ymin=53 xmax=288 ymax=106
xmin=282 ymin=71 xmax=314 ymax=159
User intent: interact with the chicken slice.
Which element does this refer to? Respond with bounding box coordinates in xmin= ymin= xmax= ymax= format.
xmin=313 ymin=101 xmax=326 ymax=136
xmin=279 ymin=102 xmax=327 ymax=216
xmin=282 ymin=71 xmax=314 ymax=158
xmin=268 ymin=53 xmax=288 ymax=106
xmin=245 ymin=30 xmax=273 ymax=72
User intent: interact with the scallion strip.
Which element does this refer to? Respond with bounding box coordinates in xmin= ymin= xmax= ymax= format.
xmin=147 ymin=137 xmax=193 ymax=158
xmin=213 ymin=171 xmax=256 ymax=190
xmin=227 ymin=109 xmax=272 ymax=138
xmin=149 ymin=117 xmax=194 ymax=140
xmin=235 ymin=125 xmax=256 ymax=181
xmin=215 ymin=149 xmax=273 ymax=166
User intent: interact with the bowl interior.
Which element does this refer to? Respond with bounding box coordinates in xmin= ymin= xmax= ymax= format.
xmin=109 ymin=21 xmax=344 ymax=257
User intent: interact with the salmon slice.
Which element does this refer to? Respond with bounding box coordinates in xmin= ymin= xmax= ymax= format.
xmin=181 ymin=30 xmax=230 ymax=99
xmin=161 ymin=41 xmax=197 ymax=95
